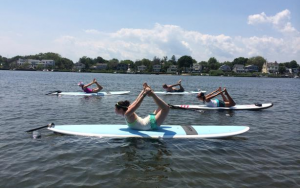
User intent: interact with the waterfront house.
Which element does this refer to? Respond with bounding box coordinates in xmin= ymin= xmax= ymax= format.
xmin=153 ymin=64 xmax=161 ymax=72
xmin=232 ymin=64 xmax=245 ymax=73
xmin=117 ymin=63 xmax=128 ymax=71
xmin=262 ymin=62 xmax=279 ymax=73
xmin=92 ymin=63 xmax=107 ymax=70
xmin=167 ymin=65 xmax=177 ymax=73
xmin=74 ymin=62 xmax=85 ymax=70
xmin=137 ymin=65 xmax=147 ymax=72
xmin=17 ymin=58 xmax=55 ymax=69
xmin=287 ymin=68 xmax=299 ymax=75
xmin=192 ymin=63 xmax=202 ymax=73
xmin=219 ymin=65 xmax=231 ymax=72
xmin=245 ymin=65 xmax=259 ymax=72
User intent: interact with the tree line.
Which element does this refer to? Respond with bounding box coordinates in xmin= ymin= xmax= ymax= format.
xmin=0 ymin=52 xmax=298 ymax=73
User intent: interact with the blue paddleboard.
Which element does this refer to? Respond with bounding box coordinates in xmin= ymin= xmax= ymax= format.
xmin=48 ymin=124 xmax=249 ymax=139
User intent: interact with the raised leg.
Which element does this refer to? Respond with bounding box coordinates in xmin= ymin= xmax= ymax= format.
xmin=177 ymin=80 xmax=185 ymax=92
xmin=223 ymin=88 xmax=236 ymax=107
xmin=92 ymin=79 xmax=103 ymax=92
xmin=146 ymin=85 xmax=169 ymax=126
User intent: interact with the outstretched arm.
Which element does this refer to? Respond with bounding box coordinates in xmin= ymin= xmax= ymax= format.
xmin=83 ymin=80 xmax=95 ymax=89
xmin=206 ymin=90 xmax=223 ymax=101
xmin=206 ymin=87 xmax=221 ymax=98
xmin=125 ymin=90 xmax=147 ymax=117
xmin=169 ymin=83 xmax=180 ymax=88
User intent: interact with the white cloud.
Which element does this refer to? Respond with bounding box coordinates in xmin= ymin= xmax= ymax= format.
xmin=248 ymin=9 xmax=299 ymax=35
xmin=50 ymin=22 xmax=299 ymax=63
xmin=0 ymin=10 xmax=299 ymax=64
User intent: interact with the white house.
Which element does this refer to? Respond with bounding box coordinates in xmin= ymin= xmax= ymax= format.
xmin=153 ymin=64 xmax=161 ymax=72
xmin=92 ymin=63 xmax=107 ymax=70
xmin=232 ymin=64 xmax=245 ymax=73
xmin=192 ymin=63 xmax=202 ymax=73
xmin=74 ymin=62 xmax=85 ymax=70
xmin=17 ymin=58 xmax=55 ymax=69
xmin=262 ymin=62 xmax=279 ymax=73
xmin=167 ymin=65 xmax=177 ymax=73
xmin=137 ymin=65 xmax=147 ymax=72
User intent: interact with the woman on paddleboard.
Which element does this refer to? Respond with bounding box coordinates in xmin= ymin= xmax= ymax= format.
xmin=115 ymin=83 xmax=169 ymax=130
xmin=78 ymin=78 xmax=103 ymax=93
xmin=162 ymin=79 xmax=185 ymax=92
xmin=197 ymin=87 xmax=236 ymax=107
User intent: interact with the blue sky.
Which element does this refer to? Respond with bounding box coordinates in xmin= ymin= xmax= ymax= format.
xmin=0 ymin=0 xmax=299 ymax=63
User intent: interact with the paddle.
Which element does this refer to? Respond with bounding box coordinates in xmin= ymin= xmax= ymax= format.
xmin=45 ymin=90 xmax=62 ymax=95
xmin=25 ymin=123 xmax=54 ymax=133
xmin=168 ymin=104 xmax=204 ymax=113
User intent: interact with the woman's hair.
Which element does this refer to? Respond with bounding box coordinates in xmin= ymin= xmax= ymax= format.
xmin=197 ymin=92 xmax=206 ymax=101
xmin=115 ymin=100 xmax=130 ymax=111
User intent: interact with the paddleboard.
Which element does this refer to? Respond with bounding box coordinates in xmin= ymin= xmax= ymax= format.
xmin=48 ymin=124 xmax=249 ymax=139
xmin=171 ymin=103 xmax=273 ymax=110
xmin=154 ymin=91 xmax=206 ymax=95
xmin=49 ymin=91 xmax=130 ymax=96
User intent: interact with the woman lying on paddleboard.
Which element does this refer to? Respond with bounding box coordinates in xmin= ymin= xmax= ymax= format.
xmin=162 ymin=79 xmax=185 ymax=92
xmin=78 ymin=78 xmax=103 ymax=93
xmin=115 ymin=83 xmax=169 ymax=130
xmin=197 ymin=87 xmax=236 ymax=107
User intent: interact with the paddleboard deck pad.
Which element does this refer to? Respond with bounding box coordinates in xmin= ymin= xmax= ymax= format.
xmin=47 ymin=124 xmax=249 ymax=138
xmin=49 ymin=91 xmax=130 ymax=96
xmin=171 ymin=103 xmax=273 ymax=110
xmin=154 ymin=91 xmax=206 ymax=95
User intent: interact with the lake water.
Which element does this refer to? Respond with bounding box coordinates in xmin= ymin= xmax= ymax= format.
xmin=0 ymin=70 xmax=300 ymax=187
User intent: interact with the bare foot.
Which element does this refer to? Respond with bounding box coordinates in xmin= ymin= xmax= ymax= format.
xmin=93 ymin=78 xmax=97 ymax=83
xmin=218 ymin=87 xmax=222 ymax=91
xmin=178 ymin=80 xmax=182 ymax=85
xmin=143 ymin=82 xmax=151 ymax=89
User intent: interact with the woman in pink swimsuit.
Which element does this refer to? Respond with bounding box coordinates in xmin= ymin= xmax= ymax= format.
xmin=78 ymin=78 xmax=103 ymax=93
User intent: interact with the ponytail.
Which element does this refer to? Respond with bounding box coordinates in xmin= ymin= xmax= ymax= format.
xmin=115 ymin=100 xmax=130 ymax=111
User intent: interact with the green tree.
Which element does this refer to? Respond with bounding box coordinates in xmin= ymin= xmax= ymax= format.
xmin=120 ymin=60 xmax=134 ymax=70
xmin=247 ymin=56 xmax=266 ymax=72
xmin=199 ymin=61 xmax=209 ymax=72
xmin=178 ymin=55 xmax=193 ymax=72
xmin=107 ymin=58 xmax=119 ymax=70
xmin=141 ymin=58 xmax=152 ymax=72
xmin=278 ymin=64 xmax=286 ymax=74
xmin=170 ymin=55 xmax=177 ymax=65
xmin=152 ymin=56 xmax=161 ymax=65
xmin=289 ymin=60 xmax=298 ymax=68
xmin=94 ymin=56 xmax=107 ymax=63
xmin=60 ymin=58 xmax=74 ymax=69
xmin=208 ymin=57 xmax=220 ymax=70
xmin=233 ymin=57 xmax=248 ymax=65
xmin=79 ymin=56 xmax=94 ymax=70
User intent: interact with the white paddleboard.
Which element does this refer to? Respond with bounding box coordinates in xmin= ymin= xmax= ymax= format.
xmin=49 ymin=91 xmax=130 ymax=96
xmin=154 ymin=91 xmax=206 ymax=95
xmin=48 ymin=124 xmax=249 ymax=139
xmin=171 ymin=103 xmax=273 ymax=110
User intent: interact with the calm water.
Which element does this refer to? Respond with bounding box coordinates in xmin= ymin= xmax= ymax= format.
xmin=0 ymin=70 xmax=300 ymax=187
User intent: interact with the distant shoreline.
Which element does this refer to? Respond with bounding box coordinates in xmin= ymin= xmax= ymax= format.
xmin=1 ymin=69 xmax=298 ymax=78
